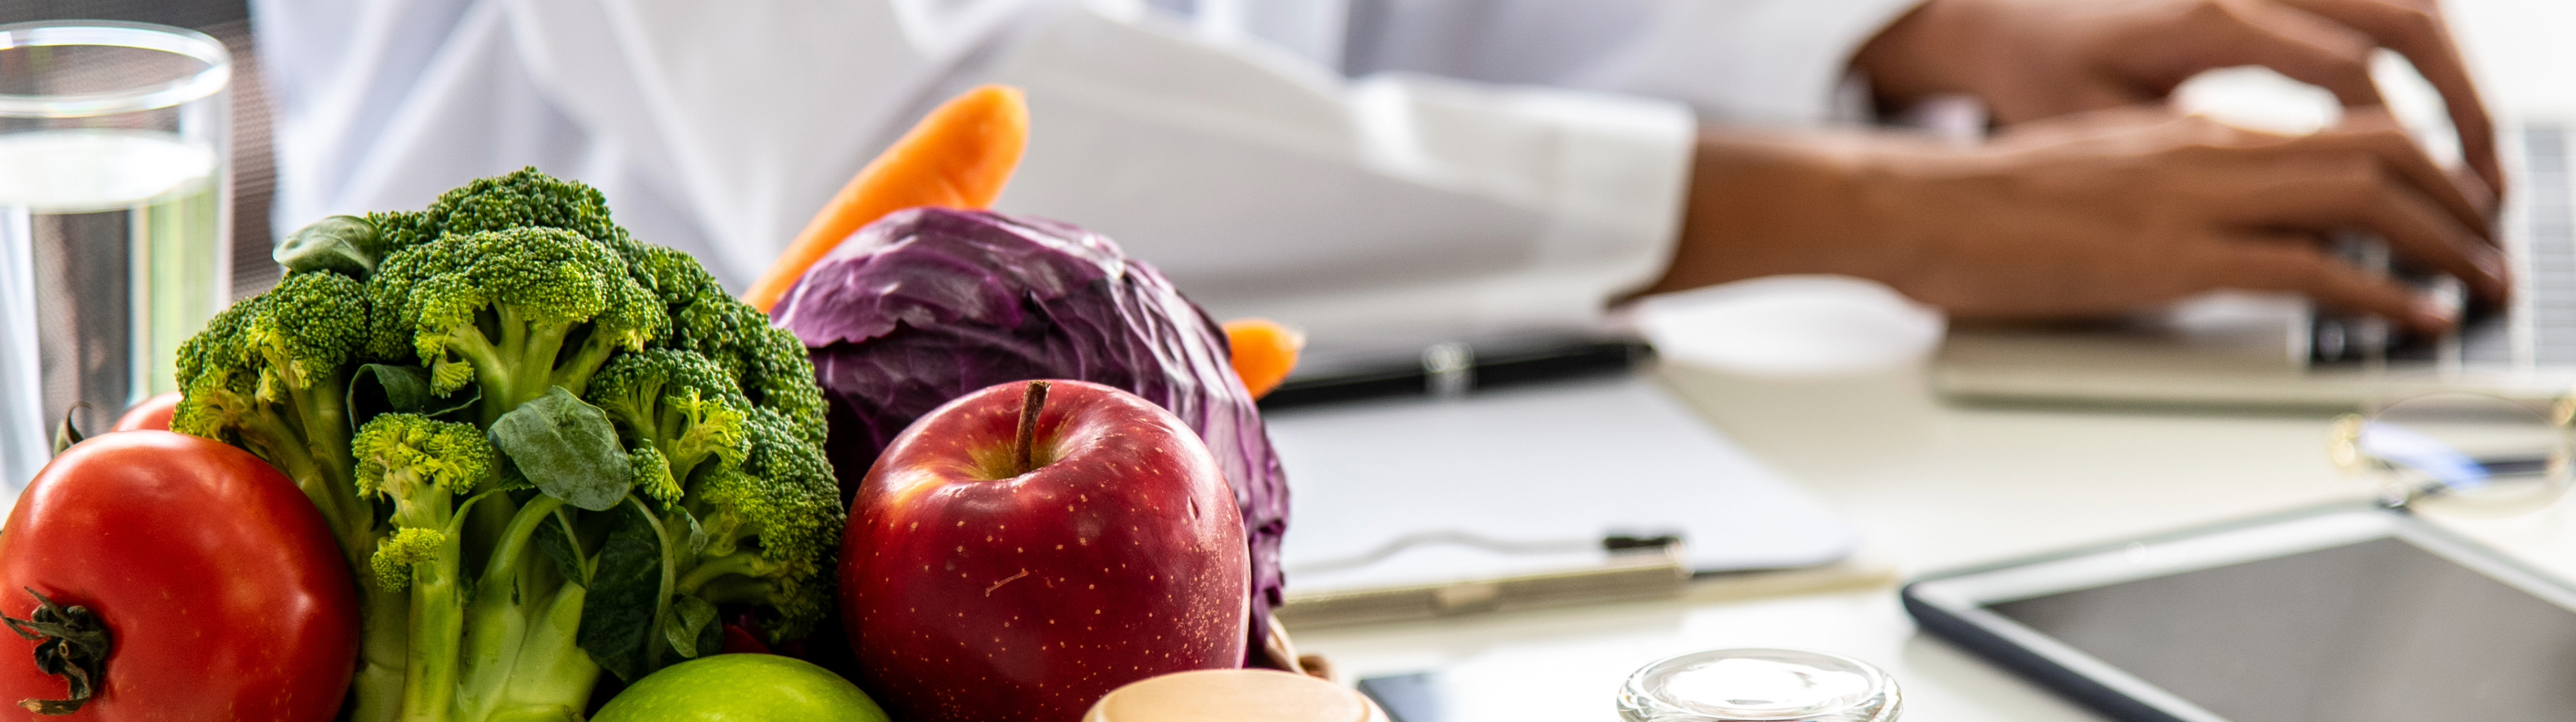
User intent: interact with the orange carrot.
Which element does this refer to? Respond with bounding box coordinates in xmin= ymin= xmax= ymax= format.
xmin=745 ymin=84 xmax=1032 ymax=312
xmin=1223 ymin=318 xmax=1304 ymax=399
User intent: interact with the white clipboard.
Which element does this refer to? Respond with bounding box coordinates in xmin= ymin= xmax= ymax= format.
xmin=1264 ymin=373 xmax=1858 ymax=622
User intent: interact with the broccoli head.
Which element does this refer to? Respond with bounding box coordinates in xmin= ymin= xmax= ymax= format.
xmin=175 ymin=168 xmax=842 ymax=722
xmin=372 ymin=227 xmax=668 ymax=420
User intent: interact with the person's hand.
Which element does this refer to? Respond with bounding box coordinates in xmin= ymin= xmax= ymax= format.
xmin=1646 ymin=108 xmax=2501 ymax=332
xmin=1853 ymin=0 xmax=2501 ymax=200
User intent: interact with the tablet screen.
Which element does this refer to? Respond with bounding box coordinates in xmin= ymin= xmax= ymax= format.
xmin=1988 ymin=536 xmax=2576 ymax=721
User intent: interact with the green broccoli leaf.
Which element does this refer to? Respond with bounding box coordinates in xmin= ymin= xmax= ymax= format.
xmin=347 ymin=364 xmax=481 ymax=431
xmin=534 ymin=513 xmax=588 ymax=588
xmin=489 ymin=387 xmax=632 ymax=511
xmin=274 ymin=215 xmax=391 ymax=278
xmin=662 ymin=594 xmax=719 ymax=659
xmin=576 ymin=503 xmax=666 ymax=683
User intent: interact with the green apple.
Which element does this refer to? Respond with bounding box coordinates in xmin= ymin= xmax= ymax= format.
xmin=594 ymin=655 xmax=891 ymax=722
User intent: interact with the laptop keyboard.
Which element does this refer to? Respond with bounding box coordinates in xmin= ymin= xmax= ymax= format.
xmin=2341 ymin=123 xmax=2571 ymax=367
xmin=2521 ymin=123 xmax=2575 ymax=364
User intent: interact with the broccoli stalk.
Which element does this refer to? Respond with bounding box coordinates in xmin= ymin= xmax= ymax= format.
xmin=449 ymin=494 xmax=598 ymax=722
xmin=178 ymin=169 xmax=841 ymax=722
xmin=353 ymin=414 xmax=491 ymax=722
xmin=347 ymin=397 xmax=663 ymax=721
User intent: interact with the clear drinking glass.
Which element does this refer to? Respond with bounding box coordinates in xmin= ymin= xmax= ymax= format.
xmin=0 ymin=21 xmax=231 ymax=492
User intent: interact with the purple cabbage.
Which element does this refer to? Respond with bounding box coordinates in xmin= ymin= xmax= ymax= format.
xmin=770 ymin=207 xmax=1289 ymax=665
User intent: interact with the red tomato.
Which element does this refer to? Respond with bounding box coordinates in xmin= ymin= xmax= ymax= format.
xmin=107 ymin=394 xmax=180 ymax=433
xmin=0 ymin=431 xmax=358 ymax=721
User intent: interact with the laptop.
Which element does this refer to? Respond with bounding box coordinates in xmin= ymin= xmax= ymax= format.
xmin=1934 ymin=120 xmax=2576 ymax=410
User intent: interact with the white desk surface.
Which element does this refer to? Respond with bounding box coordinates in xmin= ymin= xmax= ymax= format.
xmin=1286 ymin=360 xmax=2576 ymax=721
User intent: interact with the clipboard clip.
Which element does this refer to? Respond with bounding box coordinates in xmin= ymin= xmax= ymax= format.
xmin=1277 ymin=532 xmax=1693 ymax=626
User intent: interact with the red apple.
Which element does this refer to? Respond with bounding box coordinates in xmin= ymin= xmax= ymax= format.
xmin=841 ymin=379 xmax=1250 ymax=722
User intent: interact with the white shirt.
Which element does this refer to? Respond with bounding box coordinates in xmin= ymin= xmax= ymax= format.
xmin=253 ymin=0 xmax=1922 ymax=363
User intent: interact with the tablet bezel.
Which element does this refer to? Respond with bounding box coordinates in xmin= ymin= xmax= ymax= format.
xmin=1902 ymin=502 xmax=2576 ymax=722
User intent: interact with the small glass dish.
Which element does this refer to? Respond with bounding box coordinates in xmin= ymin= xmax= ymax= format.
xmin=2328 ymin=391 xmax=2576 ymax=516
xmin=1617 ymin=648 xmax=1901 ymax=722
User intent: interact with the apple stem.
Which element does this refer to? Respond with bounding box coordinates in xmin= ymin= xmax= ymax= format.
xmin=1015 ymin=380 xmax=1051 ymax=475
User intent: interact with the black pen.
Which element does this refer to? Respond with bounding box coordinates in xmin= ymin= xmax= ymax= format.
xmin=1256 ymin=339 xmax=1653 ymax=410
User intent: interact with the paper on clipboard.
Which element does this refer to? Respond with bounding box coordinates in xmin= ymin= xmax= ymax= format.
xmin=1262 ymin=373 xmax=1857 ymax=606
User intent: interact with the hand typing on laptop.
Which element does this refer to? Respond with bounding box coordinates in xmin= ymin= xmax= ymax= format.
xmin=1641 ymin=0 xmax=2499 ymax=336
xmin=1859 ymin=0 xmax=2500 ymax=195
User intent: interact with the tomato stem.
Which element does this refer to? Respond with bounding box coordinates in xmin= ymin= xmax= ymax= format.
xmin=49 ymin=404 xmax=86 ymax=457
xmin=1014 ymin=381 xmax=1051 ymax=476
xmin=1 ymin=588 xmax=111 ymax=715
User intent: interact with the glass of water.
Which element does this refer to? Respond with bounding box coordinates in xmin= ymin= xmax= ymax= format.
xmin=0 ymin=22 xmax=231 ymax=491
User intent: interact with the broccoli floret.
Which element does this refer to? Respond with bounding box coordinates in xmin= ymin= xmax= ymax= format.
xmin=354 ymin=414 xmax=493 ymax=532
xmin=349 ymin=412 xmax=496 ymax=720
xmin=586 ymin=349 xmax=837 ymax=640
xmin=612 ymin=240 xmax=837 ymax=644
xmin=364 ymin=210 xmax=437 ymax=256
xmin=629 ymin=244 xmax=725 ymax=308
xmin=422 ymin=167 xmax=641 ymax=258
xmin=626 ymin=445 xmax=683 ymax=504
xmin=358 ymin=167 xmax=656 ymax=366
xmin=586 ymin=349 xmax=750 ymax=493
xmin=670 ymin=300 xmax=827 ymax=445
xmin=676 ymin=407 xmax=844 ymax=641
xmin=370 ymin=527 xmax=448 ymax=593
xmin=175 ymin=270 xmax=372 ymax=539
xmin=349 ymin=412 xmax=491 ymax=598
xmin=374 ymin=227 xmax=668 ymax=422
xmin=171 ymin=295 xmax=258 ymax=441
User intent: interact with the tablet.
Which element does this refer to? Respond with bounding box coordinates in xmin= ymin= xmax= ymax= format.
xmin=1903 ymin=503 xmax=2576 ymax=722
